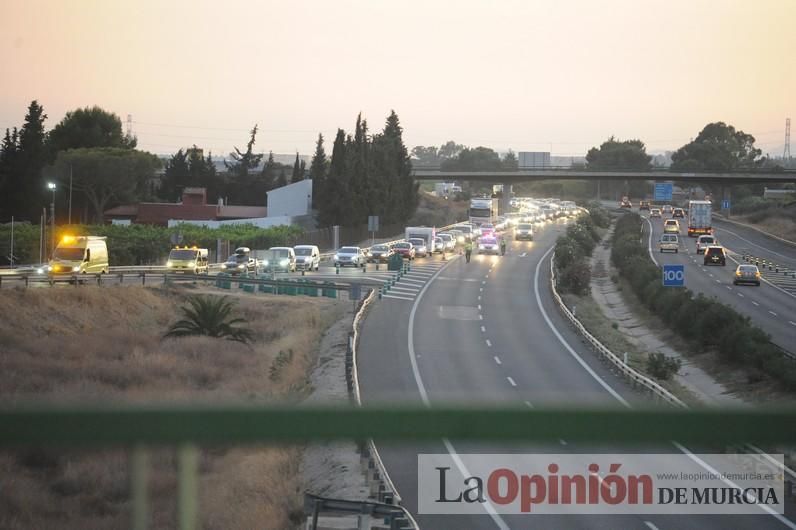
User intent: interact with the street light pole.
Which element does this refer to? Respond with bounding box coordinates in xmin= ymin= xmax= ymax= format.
xmin=68 ymin=164 xmax=73 ymax=225
xmin=47 ymin=182 xmax=56 ymax=257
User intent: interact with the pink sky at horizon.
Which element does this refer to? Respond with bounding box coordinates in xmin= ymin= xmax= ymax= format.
xmin=1 ymin=0 xmax=794 ymax=157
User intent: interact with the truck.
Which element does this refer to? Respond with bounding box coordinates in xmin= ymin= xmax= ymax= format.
xmin=469 ymin=197 xmax=499 ymax=227
xmin=434 ymin=182 xmax=459 ymax=198
xmin=405 ymin=227 xmax=436 ymax=250
xmin=687 ymin=200 xmax=712 ymax=237
xmin=48 ymin=235 xmax=109 ymax=276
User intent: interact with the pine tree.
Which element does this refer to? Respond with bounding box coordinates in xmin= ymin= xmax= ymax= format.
xmin=260 ymin=151 xmax=277 ymax=191
xmin=309 ymin=134 xmax=328 ymax=209
xmin=317 ymin=129 xmax=348 ymax=227
xmin=276 ymin=167 xmax=288 ymax=188
xmin=0 ymin=128 xmax=20 ymax=221
xmin=161 ymin=149 xmax=190 ymax=201
xmin=372 ymin=110 xmax=415 ymax=225
xmin=291 ymin=152 xmax=302 ymax=183
xmin=224 ymin=125 xmax=263 ymax=204
xmin=8 ymin=101 xmax=49 ymax=220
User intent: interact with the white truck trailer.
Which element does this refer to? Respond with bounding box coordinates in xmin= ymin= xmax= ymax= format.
xmin=687 ymin=200 xmax=712 ymax=237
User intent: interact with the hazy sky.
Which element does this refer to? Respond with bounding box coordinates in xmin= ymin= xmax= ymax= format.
xmin=1 ymin=0 xmax=794 ymax=157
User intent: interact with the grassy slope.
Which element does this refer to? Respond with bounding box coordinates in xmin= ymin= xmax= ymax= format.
xmin=0 ymin=285 xmax=343 ymax=530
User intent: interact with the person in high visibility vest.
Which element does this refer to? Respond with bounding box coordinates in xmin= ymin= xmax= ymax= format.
xmin=464 ymin=240 xmax=473 ymax=263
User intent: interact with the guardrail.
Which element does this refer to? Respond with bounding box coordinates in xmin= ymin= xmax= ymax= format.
xmin=304 ymin=492 xmax=412 ymax=530
xmin=549 ymin=253 xmax=688 ymax=408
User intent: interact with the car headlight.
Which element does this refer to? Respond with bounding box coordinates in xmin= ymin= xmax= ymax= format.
xmin=221 ymin=264 xmax=227 ymax=269
xmin=46 ymin=265 xmax=53 ymax=272
xmin=237 ymin=264 xmax=245 ymax=269
xmin=263 ymin=260 xmax=269 ymax=266
xmin=334 ymin=254 xmax=339 ymax=260
xmin=167 ymin=260 xmax=173 ymax=267
xmin=36 ymin=267 xmax=44 ymax=274
xmin=457 ymin=236 xmax=464 ymax=242
xmin=72 ymin=266 xmax=80 ymax=272
xmin=280 ymin=259 xmax=289 ymax=266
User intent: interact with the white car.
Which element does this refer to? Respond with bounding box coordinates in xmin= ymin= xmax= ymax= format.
xmin=334 ymin=246 xmax=366 ymax=267
xmin=437 ymin=233 xmax=456 ymax=251
xmin=293 ymin=245 xmax=320 ymax=271
xmin=695 ymin=235 xmax=716 ymax=254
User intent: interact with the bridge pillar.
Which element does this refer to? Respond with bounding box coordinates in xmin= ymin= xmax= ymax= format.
xmin=499 ymin=184 xmax=512 ymax=214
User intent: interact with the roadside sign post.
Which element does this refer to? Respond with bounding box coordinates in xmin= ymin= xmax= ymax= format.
xmin=662 ymin=264 xmax=685 ymax=287
xmin=368 ymin=216 xmax=379 ymax=247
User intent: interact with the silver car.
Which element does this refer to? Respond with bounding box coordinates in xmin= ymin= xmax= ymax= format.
xmin=408 ymin=238 xmax=429 ymax=258
xmin=334 ymin=246 xmax=365 ymax=267
xmin=437 ymin=233 xmax=456 ymax=251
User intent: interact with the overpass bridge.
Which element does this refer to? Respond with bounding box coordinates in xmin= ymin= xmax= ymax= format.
xmin=411 ymin=167 xmax=796 ymax=184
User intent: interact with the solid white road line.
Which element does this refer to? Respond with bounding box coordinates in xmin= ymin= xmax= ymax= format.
xmin=534 ymin=246 xmax=631 ymax=407
xmin=494 ymin=356 xmax=502 ymax=365
xmin=390 ymin=285 xmax=420 ymax=293
xmin=381 ymin=293 xmax=415 ymax=301
xmin=506 ymin=377 xmax=517 ymax=387
xmin=536 ymin=247 xmax=796 ymax=529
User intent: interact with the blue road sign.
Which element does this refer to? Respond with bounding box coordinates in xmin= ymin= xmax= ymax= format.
xmin=662 ymin=264 xmax=685 ymax=287
xmin=722 ymin=199 xmax=731 ymax=210
xmin=654 ymin=183 xmax=673 ymax=202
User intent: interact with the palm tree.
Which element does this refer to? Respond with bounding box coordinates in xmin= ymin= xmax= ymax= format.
xmin=164 ymin=295 xmax=254 ymax=344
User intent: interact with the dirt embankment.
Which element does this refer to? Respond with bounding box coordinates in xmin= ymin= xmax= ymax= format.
xmin=0 ymin=285 xmax=345 ymax=530
xmin=409 ymin=192 xmax=469 ymax=227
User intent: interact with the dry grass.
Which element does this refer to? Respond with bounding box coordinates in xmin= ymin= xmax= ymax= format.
xmin=0 ymin=285 xmax=345 ymax=529
xmin=736 ymin=214 xmax=796 ymax=242
xmin=409 ymin=192 xmax=469 ymax=226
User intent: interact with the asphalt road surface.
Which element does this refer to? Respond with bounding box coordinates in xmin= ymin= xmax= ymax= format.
xmin=358 ymin=217 xmax=795 ymax=529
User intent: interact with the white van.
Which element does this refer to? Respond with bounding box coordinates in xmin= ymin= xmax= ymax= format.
xmin=659 ymin=233 xmax=679 ymax=253
xmin=264 ymin=246 xmax=296 ymax=272
xmin=48 ymin=236 xmax=109 ymax=275
xmin=293 ymin=245 xmax=320 ymax=271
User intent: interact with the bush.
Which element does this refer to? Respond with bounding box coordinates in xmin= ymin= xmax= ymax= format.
xmin=559 ymin=261 xmax=592 ymax=295
xmin=646 ymin=352 xmax=682 ymax=381
xmin=609 ymin=210 xmax=795 ymax=391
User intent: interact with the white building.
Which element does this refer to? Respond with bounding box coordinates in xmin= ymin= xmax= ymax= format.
xmin=267 ymin=179 xmax=313 ymax=218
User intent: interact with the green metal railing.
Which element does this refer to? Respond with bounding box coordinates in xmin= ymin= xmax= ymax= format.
xmin=3 ymin=404 xmax=795 ymax=529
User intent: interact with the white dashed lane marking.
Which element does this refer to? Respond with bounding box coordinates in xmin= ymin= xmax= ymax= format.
xmin=752 ymin=301 xmax=760 ymax=306
xmin=485 ymin=339 xmax=492 ymax=347
xmin=507 ymin=377 xmax=517 ymax=387
xmin=769 ymin=311 xmax=778 ymax=317
xmin=494 ymin=356 xmax=502 ymax=365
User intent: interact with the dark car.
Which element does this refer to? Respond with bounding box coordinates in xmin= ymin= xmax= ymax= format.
xmin=393 ymin=242 xmax=415 ymax=260
xmin=368 ymin=244 xmax=394 ymax=263
xmin=672 ymin=208 xmax=685 ymax=218
xmin=703 ymin=246 xmax=726 ymax=266
xmin=639 ymin=200 xmax=650 ymax=210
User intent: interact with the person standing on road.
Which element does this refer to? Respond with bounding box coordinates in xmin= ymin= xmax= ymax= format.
xmin=464 ymin=240 xmax=472 ymax=263
xmin=500 ymin=237 xmax=507 ymax=256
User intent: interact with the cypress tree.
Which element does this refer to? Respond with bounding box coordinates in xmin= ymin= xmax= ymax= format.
xmin=276 ymin=167 xmax=288 ymax=188
xmin=317 ymin=129 xmax=348 ymax=227
xmin=260 ymin=151 xmax=277 ymax=191
xmin=291 ymin=152 xmax=302 ymax=183
xmin=309 ymin=133 xmax=328 ymax=209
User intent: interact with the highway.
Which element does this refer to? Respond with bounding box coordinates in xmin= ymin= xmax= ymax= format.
xmin=358 ymin=217 xmax=795 ymax=529
xmin=644 ymin=214 xmax=796 ymax=354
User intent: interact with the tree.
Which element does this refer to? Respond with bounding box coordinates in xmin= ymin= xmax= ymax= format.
xmin=48 ymin=106 xmax=136 ymax=153
xmin=309 ymin=134 xmax=328 ymax=209
xmin=48 ymin=147 xmax=161 ymax=223
xmin=371 ymin=110 xmax=416 ymax=225
xmin=410 ymin=145 xmax=440 ymax=167
xmin=438 ymin=141 xmax=465 ymax=160
xmin=502 ymin=150 xmax=518 ymax=170
xmin=260 ymin=151 xmax=278 ymax=192
xmin=317 ymin=129 xmax=349 ymax=227
xmin=347 ymin=114 xmax=371 ymax=223
xmin=276 ymin=167 xmax=287 ymax=188
xmin=586 ymin=137 xmax=652 ymax=170
xmin=160 ymin=149 xmax=190 ymax=201
xmin=164 ymin=295 xmax=253 ymax=344
xmin=0 ymin=101 xmax=49 ymax=221
xmin=670 ymin=122 xmax=762 ymax=171
xmin=441 ymin=146 xmax=502 ymax=171
xmin=225 ymin=125 xmax=263 ymax=179
xmin=291 ymin=153 xmax=303 ymax=183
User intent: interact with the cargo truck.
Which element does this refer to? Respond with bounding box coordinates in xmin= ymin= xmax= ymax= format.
xmin=469 ymin=197 xmax=499 ymax=227
xmin=405 ymin=226 xmax=436 ymax=249
xmin=687 ymin=200 xmax=712 ymax=237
